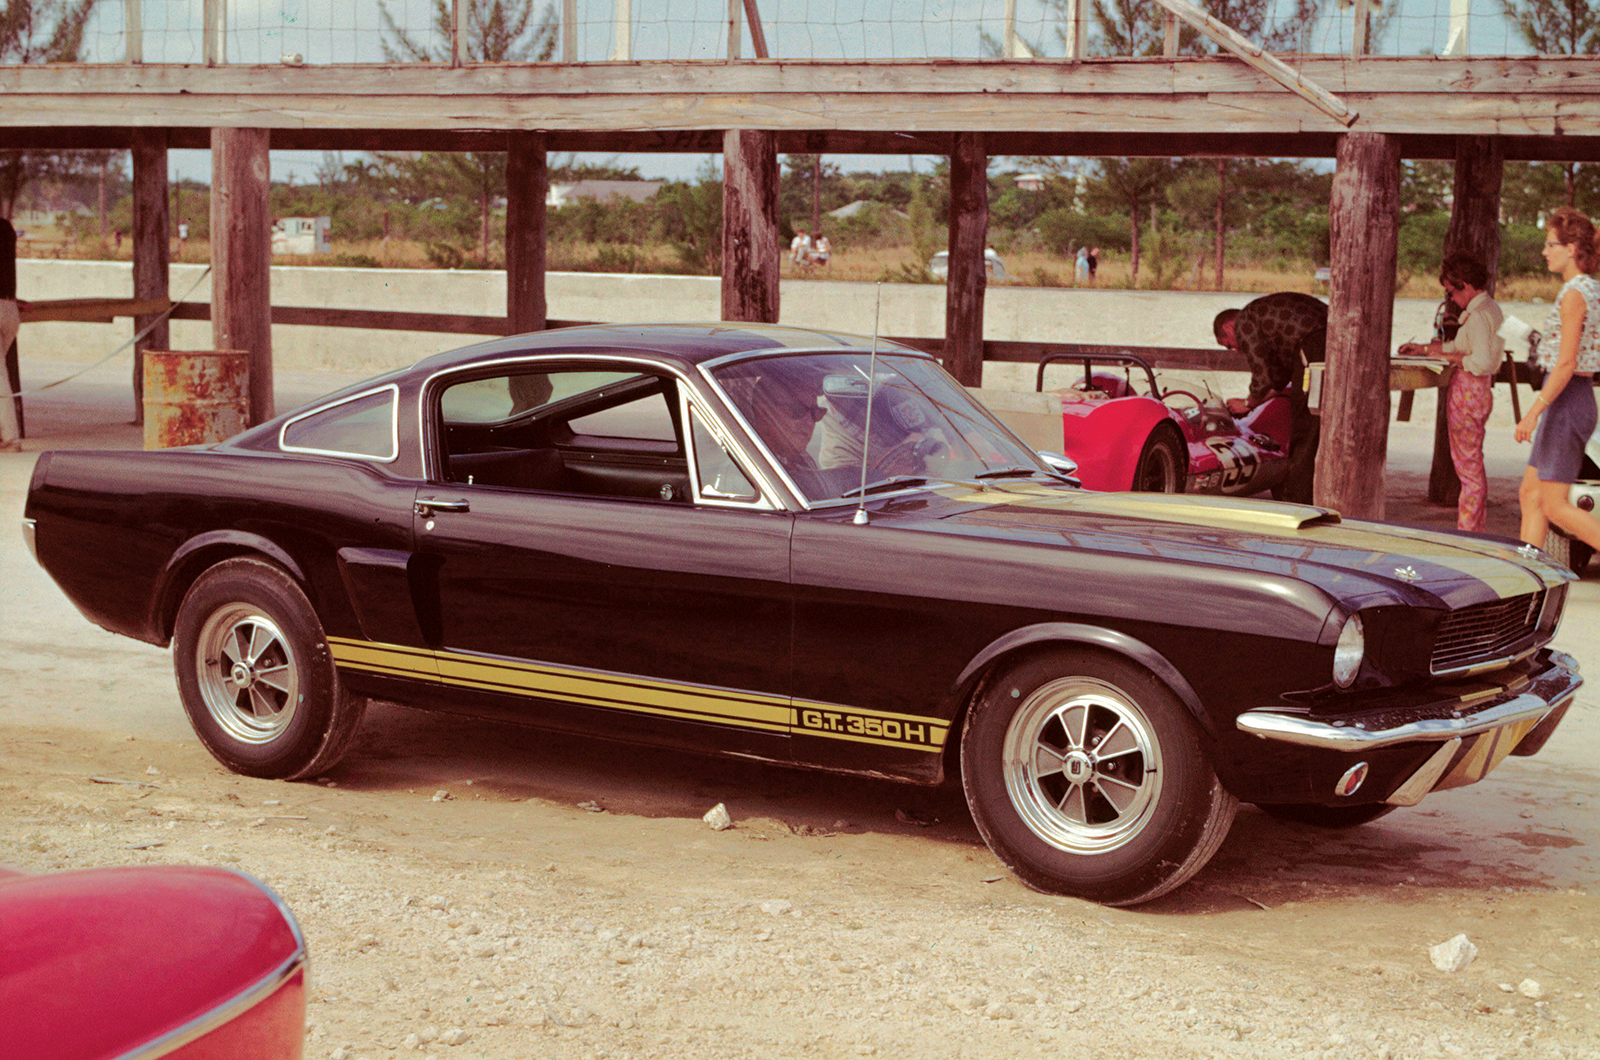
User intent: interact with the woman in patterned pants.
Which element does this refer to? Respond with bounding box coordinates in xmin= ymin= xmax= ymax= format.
xmin=1401 ymin=252 xmax=1504 ymax=532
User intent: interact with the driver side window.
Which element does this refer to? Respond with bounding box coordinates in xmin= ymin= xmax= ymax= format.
xmin=437 ymin=366 xmax=692 ymax=502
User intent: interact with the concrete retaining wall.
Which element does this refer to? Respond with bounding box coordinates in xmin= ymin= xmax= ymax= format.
xmin=15 ymin=260 xmax=1543 ymax=415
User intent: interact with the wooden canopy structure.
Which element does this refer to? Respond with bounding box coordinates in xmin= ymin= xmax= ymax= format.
xmin=3 ymin=1 xmax=1597 ymax=518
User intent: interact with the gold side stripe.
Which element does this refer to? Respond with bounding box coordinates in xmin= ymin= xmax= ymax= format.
xmin=435 ymin=658 xmax=791 ymax=726
xmin=433 ymin=647 xmax=793 ymax=710
xmin=433 ymin=667 xmax=793 ymax=729
xmin=327 ymin=637 xmax=943 ymax=753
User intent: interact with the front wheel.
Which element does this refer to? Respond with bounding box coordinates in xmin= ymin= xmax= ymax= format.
xmin=960 ymin=650 xmax=1237 ymax=906
xmin=1132 ymin=429 xmax=1184 ymax=493
xmin=1543 ymin=528 xmax=1593 ymax=576
xmin=173 ymin=557 xmax=366 ymax=779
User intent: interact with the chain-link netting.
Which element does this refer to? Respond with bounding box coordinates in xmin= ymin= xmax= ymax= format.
xmin=20 ymin=0 xmax=1596 ymax=65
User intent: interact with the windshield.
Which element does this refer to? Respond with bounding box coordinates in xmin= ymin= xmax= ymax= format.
xmin=711 ymin=352 xmax=1050 ymax=504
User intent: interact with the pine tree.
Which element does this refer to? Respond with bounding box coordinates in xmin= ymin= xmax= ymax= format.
xmin=377 ymin=0 xmax=560 ymax=263
xmin=1497 ymin=0 xmax=1599 ymax=205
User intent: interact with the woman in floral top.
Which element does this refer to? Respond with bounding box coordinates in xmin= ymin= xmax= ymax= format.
xmin=1516 ymin=206 xmax=1600 ymax=557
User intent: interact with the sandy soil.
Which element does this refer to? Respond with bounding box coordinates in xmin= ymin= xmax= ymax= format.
xmin=4 ymin=364 xmax=1599 ymax=1060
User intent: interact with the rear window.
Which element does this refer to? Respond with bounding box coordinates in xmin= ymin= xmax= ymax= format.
xmin=280 ymin=386 xmax=398 ymax=460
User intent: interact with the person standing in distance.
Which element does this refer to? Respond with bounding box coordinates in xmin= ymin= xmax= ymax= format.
xmin=1515 ymin=206 xmax=1600 ymax=559
xmin=1213 ymin=291 xmax=1328 ymax=504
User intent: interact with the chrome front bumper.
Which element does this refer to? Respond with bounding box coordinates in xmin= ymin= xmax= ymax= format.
xmin=21 ymin=517 xmax=36 ymax=563
xmin=1236 ymin=650 xmax=1582 ymax=805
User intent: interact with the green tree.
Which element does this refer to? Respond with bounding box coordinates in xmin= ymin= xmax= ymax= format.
xmin=378 ymin=0 xmax=558 ymax=263
xmin=1088 ymin=158 xmax=1174 ymax=281
xmin=1496 ymin=0 xmax=1600 ymax=204
xmin=653 ymin=165 xmax=722 ymax=275
xmin=0 ymin=0 xmax=100 ymax=218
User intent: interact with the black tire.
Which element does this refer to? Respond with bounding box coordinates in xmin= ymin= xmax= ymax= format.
xmin=1256 ymin=802 xmax=1397 ymax=829
xmin=1132 ymin=429 xmax=1184 ymax=493
xmin=960 ymin=649 xmax=1237 ymax=906
xmin=1543 ymin=528 xmax=1593 ymax=575
xmin=172 ymin=557 xmax=366 ymax=780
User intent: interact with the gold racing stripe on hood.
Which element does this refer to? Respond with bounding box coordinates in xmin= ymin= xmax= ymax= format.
xmin=930 ymin=486 xmax=1551 ymax=599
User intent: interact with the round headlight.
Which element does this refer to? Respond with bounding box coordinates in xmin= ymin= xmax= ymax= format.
xmin=1332 ymin=612 xmax=1365 ymax=689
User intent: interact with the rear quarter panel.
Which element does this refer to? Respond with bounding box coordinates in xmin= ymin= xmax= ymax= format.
xmin=1059 ymin=396 xmax=1176 ymax=491
xmin=26 ymin=448 xmax=415 ymax=647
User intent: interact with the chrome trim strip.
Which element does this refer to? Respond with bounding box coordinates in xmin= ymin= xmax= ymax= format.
xmin=21 ymin=517 xmax=36 ymax=562
xmin=1385 ymin=738 xmax=1463 ymax=806
xmin=114 ymin=870 xmax=307 ymax=1060
xmin=1430 ymin=644 xmax=1541 ymax=679
xmin=1236 ymin=679 xmax=1581 ymax=752
xmin=677 ymin=391 xmax=778 ymax=511
xmin=278 ymin=383 xmax=401 ymax=463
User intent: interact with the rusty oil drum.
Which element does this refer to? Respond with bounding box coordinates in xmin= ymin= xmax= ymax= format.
xmin=142 ymin=350 xmax=250 ymax=449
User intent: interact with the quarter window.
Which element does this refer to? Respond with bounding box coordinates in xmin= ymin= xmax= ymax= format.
xmin=689 ymin=406 xmax=758 ymax=502
xmin=280 ymin=387 xmax=396 ymax=460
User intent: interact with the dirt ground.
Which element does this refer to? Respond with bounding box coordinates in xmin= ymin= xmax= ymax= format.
xmin=4 ymin=364 xmax=1599 ymax=1060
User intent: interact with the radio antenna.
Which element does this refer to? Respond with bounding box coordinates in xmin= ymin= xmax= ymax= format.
xmin=852 ymin=282 xmax=883 ymax=526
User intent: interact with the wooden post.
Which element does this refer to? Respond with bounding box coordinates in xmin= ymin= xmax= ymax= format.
xmin=1352 ymin=0 xmax=1369 ymax=56
xmin=210 ymin=128 xmax=273 ymax=426
xmin=727 ymin=0 xmax=742 ymax=58
xmin=945 ymin=132 xmax=988 ymax=388
xmin=124 ymin=0 xmax=142 ymax=63
xmin=563 ymin=0 xmax=577 ymax=62
xmin=203 ymin=0 xmax=225 ymax=65
xmin=452 ymin=0 xmax=466 ymax=67
xmin=1063 ymin=0 xmax=1087 ymax=59
xmin=132 ymin=128 xmax=169 ymax=426
xmin=1 ymin=217 xmax=20 ymax=440
xmin=1427 ymin=135 xmax=1506 ymax=504
xmin=1318 ymin=132 xmax=1400 ymax=520
xmin=742 ymin=0 xmax=770 ymax=58
xmin=721 ymin=129 xmax=779 ymax=324
xmin=506 ymin=131 xmax=548 ymax=335
xmin=1163 ymin=13 xmax=1180 ymax=57
xmin=612 ymin=0 xmax=632 ymax=61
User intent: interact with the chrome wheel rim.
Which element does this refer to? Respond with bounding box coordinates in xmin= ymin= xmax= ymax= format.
xmin=195 ymin=605 xmax=299 ymax=745
xmin=1001 ymin=677 xmax=1163 ymax=854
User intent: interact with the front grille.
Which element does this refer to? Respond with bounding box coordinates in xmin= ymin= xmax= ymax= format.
xmin=1431 ymin=592 xmax=1543 ymax=673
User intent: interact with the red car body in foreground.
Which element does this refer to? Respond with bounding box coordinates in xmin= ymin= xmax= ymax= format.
xmin=0 ymin=864 xmax=306 ymax=1060
xmin=1039 ymin=353 xmax=1294 ymax=495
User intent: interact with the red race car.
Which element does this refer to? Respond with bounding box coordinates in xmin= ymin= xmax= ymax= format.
xmin=1036 ymin=353 xmax=1294 ymax=495
xmin=0 ymin=864 xmax=307 ymax=1060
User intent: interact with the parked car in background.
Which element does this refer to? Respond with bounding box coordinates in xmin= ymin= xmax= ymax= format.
xmin=1 ymin=864 xmax=307 ymax=1059
xmin=23 ymin=324 xmax=1582 ymax=906
xmin=929 ymin=248 xmax=1009 ymax=283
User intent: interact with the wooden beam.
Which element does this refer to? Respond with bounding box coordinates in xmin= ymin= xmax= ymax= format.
xmin=562 ymin=0 xmax=577 ymax=63
xmin=132 ymin=128 xmax=169 ymax=425
xmin=1163 ymin=14 xmax=1179 ymax=59
xmin=1352 ymin=0 xmax=1369 ymax=58
xmin=944 ymin=132 xmax=988 ymax=388
xmin=742 ymin=0 xmax=770 ymax=60
xmin=728 ymin=0 xmax=742 ymax=60
xmin=210 ymin=128 xmax=272 ymax=426
xmin=202 ymin=0 xmax=225 ymax=65
xmin=721 ymin=129 xmax=779 ymax=324
xmin=1318 ymin=132 xmax=1401 ymax=519
xmin=1149 ymin=0 xmax=1356 ymax=126
xmin=452 ymin=0 xmax=466 ymax=68
xmin=1063 ymin=0 xmax=1087 ymax=60
xmin=506 ymin=131 xmax=548 ymax=335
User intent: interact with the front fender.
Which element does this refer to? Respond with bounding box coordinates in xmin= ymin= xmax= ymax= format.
xmin=1060 ymin=397 xmax=1176 ymax=491
xmin=952 ymin=621 xmax=1214 ymax=738
xmin=150 ymin=531 xmax=313 ymax=645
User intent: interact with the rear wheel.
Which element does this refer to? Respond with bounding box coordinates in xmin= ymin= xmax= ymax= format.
xmin=1543 ymin=528 xmax=1593 ymax=575
xmin=173 ymin=557 xmax=366 ymax=780
xmin=1132 ymin=429 xmax=1183 ymax=493
xmin=960 ymin=649 xmax=1237 ymax=906
xmin=1256 ymin=802 xmax=1397 ymax=829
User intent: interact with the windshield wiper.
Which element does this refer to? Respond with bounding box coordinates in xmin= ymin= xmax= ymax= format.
xmin=973 ymin=466 xmax=1041 ymax=480
xmin=835 ymin=475 xmax=929 ymax=500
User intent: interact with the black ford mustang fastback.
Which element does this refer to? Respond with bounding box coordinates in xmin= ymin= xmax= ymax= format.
xmin=23 ymin=324 xmax=1581 ymax=905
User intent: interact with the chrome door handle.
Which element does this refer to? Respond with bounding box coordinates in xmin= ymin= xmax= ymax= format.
xmin=415 ymin=498 xmax=471 ymax=515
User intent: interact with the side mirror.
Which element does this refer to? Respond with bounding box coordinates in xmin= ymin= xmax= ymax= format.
xmin=1037 ymin=450 xmax=1081 ymax=487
